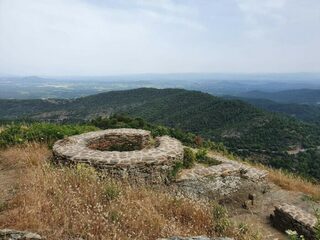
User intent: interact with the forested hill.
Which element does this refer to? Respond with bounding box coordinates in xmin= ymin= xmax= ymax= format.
xmin=1 ymin=88 xmax=320 ymax=153
xmin=225 ymin=96 xmax=320 ymax=125
xmin=237 ymin=89 xmax=320 ymax=105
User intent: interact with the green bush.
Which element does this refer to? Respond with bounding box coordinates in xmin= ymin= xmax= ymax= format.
xmin=195 ymin=148 xmax=208 ymax=161
xmin=183 ymin=148 xmax=195 ymax=168
xmin=195 ymin=148 xmax=221 ymax=166
xmin=0 ymin=123 xmax=97 ymax=148
xmin=212 ymin=203 xmax=231 ymax=236
xmin=285 ymin=230 xmax=305 ymax=240
xmin=169 ymin=161 xmax=184 ymax=179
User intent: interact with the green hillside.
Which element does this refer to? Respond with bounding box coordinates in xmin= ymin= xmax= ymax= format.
xmin=226 ymin=96 xmax=320 ymax=125
xmin=1 ymin=88 xmax=320 ymax=179
xmin=1 ymin=88 xmax=319 ymax=152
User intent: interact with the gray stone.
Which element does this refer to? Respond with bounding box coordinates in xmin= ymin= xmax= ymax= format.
xmin=0 ymin=229 xmax=42 ymax=239
xmin=175 ymin=153 xmax=268 ymax=201
xmin=270 ymin=203 xmax=318 ymax=240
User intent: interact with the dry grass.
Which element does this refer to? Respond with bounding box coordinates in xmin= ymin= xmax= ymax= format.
xmin=0 ymin=144 xmax=260 ymax=240
xmin=0 ymin=143 xmax=51 ymax=169
xmin=209 ymin=150 xmax=320 ymax=201
xmin=267 ymin=168 xmax=320 ymax=201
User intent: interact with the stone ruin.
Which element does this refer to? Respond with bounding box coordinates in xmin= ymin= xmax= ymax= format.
xmin=53 ymin=128 xmax=184 ymax=183
xmin=51 ymin=129 xmax=320 ymax=239
xmin=271 ymin=203 xmax=319 ymax=240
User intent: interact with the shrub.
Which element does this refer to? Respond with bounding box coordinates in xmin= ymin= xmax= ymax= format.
xmin=0 ymin=123 xmax=97 ymax=148
xmin=285 ymin=230 xmax=305 ymax=240
xmin=75 ymin=163 xmax=98 ymax=180
xmin=183 ymin=148 xmax=195 ymax=168
xmin=195 ymin=148 xmax=208 ymax=161
xmin=212 ymin=203 xmax=231 ymax=236
xmin=195 ymin=148 xmax=221 ymax=166
xmin=169 ymin=161 xmax=184 ymax=179
xmin=103 ymin=182 xmax=121 ymax=201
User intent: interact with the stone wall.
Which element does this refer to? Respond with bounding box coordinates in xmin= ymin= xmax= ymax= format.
xmin=53 ymin=128 xmax=184 ymax=183
xmin=270 ymin=204 xmax=318 ymax=240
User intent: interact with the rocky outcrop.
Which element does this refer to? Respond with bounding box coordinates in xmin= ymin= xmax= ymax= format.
xmin=175 ymin=154 xmax=268 ymax=202
xmin=270 ymin=204 xmax=318 ymax=240
xmin=0 ymin=229 xmax=41 ymax=240
xmin=53 ymin=129 xmax=184 ymax=183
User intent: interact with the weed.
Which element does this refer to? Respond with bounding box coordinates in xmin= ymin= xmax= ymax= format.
xmin=183 ymin=148 xmax=195 ymax=168
xmin=286 ymin=230 xmax=305 ymax=240
xmin=103 ymin=182 xmax=121 ymax=201
xmin=212 ymin=203 xmax=231 ymax=236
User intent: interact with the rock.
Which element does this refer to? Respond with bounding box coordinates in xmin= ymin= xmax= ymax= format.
xmin=175 ymin=153 xmax=268 ymax=201
xmin=248 ymin=193 xmax=256 ymax=205
xmin=270 ymin=204 xmax=318 ymax=240
xmin=157 ymin=237 xmax=234 ymax=240
xmin=0 ymin=229 xmax=42 ymax=239
xmin=242 ymin=200 xmax=253 ymax=210
xmin=248 ymin=193 xmax=255 ymax=201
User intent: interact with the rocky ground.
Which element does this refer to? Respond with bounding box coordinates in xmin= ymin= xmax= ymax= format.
xmin=177 ymin=152 xmax=320 ymax=240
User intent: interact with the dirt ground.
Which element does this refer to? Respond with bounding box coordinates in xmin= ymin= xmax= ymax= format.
xmin=0 ymin=156 xmax=18 ymax=203
xmin=226 ymin=180 xmax=320 ymax=240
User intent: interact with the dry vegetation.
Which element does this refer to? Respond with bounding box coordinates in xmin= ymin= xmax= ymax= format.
xmin=267 ymin=168 xmax=320 ymax=201
xmin=243 ymin=159 xmax=320 ymax=201
xmin=209 ymin=150 xmax=320 ymax=202
xmin=0 ymin=144 xmax=260 ymax=240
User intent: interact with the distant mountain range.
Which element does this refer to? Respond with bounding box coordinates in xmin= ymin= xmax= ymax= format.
xmin=236 ymin=89 xmax=320 ymax=105
xmin=1 ymin=73 xmax=320 ymax=99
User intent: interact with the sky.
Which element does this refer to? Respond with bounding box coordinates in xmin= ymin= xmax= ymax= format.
xmin=0 ymin=0 xmax=319 ymax=76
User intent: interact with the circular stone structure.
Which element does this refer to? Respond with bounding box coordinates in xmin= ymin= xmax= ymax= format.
xmin=53 ymin=128 xmax=184 ymax=183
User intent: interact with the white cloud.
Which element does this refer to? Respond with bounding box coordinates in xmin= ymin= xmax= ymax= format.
xmin=0 ymin=0 xmax=319 ymax=75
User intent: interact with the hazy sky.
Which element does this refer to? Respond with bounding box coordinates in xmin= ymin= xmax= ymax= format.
xmin=0 ymin=0 xmax=319 ymax=76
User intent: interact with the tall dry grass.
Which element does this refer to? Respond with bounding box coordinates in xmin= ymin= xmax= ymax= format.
xmin=209 ymin=151 xmax=320 ymax=202
xmin=267 ymin=168 xmax=320 ymax=201
xmin=0 ymin=143 xmax=51 ymax=169
xmin=0 ymin=144 xmax=260 ymax=240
